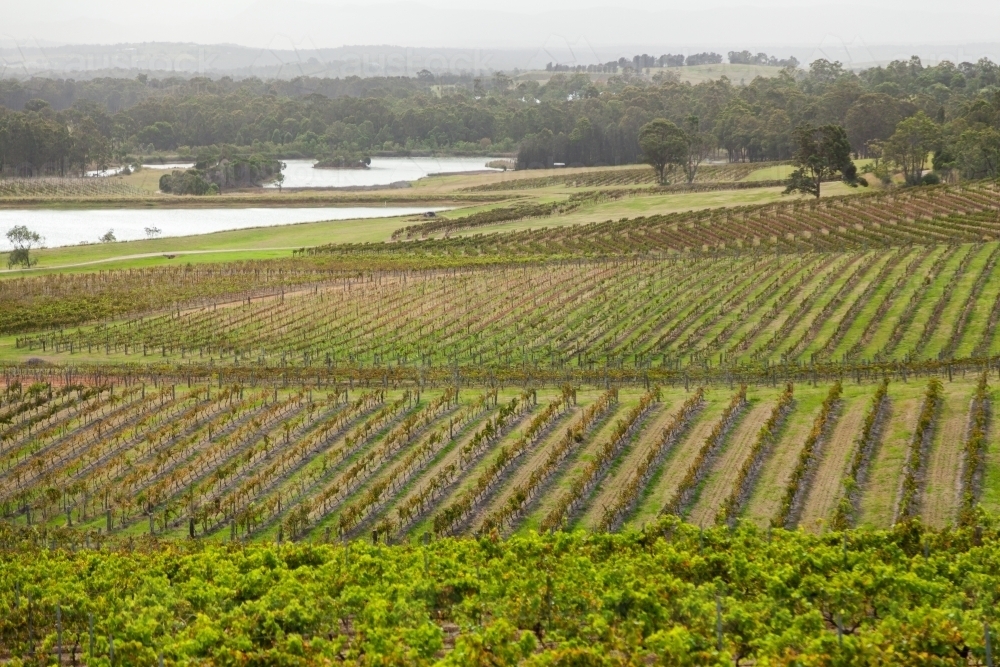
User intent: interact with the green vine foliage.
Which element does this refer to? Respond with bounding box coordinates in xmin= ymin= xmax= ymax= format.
xmin=1 ymin=518 xmax=1000 ymax=664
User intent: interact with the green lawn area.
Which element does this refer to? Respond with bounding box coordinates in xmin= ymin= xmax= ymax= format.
xmin=742 ymin=164 xmax=795 ymax=182
xmin=677 ymin=63 xmax=785 ymax=84
xmin=742 ymin=159 xmax=875 ymax=183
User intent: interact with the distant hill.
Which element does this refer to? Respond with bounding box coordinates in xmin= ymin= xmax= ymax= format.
xmin=6 ymin=40 xmax=1000 ymax=82
xmin=0 ymin=43 xmax=548 ymax=80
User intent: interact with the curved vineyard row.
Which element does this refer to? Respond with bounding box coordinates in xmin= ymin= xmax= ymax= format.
xmin=311 ymin=181 xmax=1000 ymax=259
xmin=0 ymin=376 xmax=996 ymax=542
xmin=23 ymin=246 xmax=1000 ymax=375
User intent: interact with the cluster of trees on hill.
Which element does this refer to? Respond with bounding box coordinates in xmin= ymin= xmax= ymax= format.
xmin=545 ymin=53 xmax=733 ymax=73
xmin=622 ymin=51 xmax=799 ymax=69
xmin=685 ymin=53 xmax=724 ymax=66
xmin=727 ymin=51 xmax=800 ymax=68
xmin=1 ymin=56 xmax=999 ymax=180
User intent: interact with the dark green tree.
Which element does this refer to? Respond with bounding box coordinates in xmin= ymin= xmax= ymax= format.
xmin=681 ymin=115 xmax=714 ymax=183
xmin=638 ymin=119 xmax=688 ymax=185
xmin=784 ymin=124 xmax=863 ymax=198
xmin=952 ymin=127 xmax=1000 ymax=179
xmin=136 ymin=121 xmax=176 ymax=151
xmin=844 ymin=93 xmax=910 ymax=158
xmin=5 ymin=225 xmax=43 ymax=269
xmin=884 ymin=111 xmax=940 ymax=185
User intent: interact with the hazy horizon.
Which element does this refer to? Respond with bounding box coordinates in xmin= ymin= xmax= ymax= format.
xmin=4 ymin=0 xmax=1000 ymax=59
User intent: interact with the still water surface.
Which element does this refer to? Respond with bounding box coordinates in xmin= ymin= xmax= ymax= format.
xmin=268 ymin=156 xmax=502 ymax=188
xmin=0 ymin=206 xmax=448 ymax=250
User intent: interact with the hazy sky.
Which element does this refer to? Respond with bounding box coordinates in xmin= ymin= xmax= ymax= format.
xmin=4 ymin=0 xmax=1000 ymax=57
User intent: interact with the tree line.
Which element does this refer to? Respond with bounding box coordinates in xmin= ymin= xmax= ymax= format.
xmin=0 ymin=100 xmax=108 ymax=176
xmin=518 ymin=57 xmax=1000 ymax=175
xmin=0 ymin=56 xmax=999 ymax=179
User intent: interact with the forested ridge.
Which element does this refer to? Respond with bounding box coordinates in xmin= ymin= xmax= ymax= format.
xmin=3 ymin=56 xmax=1000 ymax=177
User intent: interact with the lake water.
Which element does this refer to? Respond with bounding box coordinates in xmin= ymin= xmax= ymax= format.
xmin=269 ymin=156 xmax=504 ymax=189
xmin=0 ymin=207 xmax=449 ymax=250
xmin=85 ymin=166 xmax=129 ymax=177
xmin=141 ymin=163 xmax=196 ymax=170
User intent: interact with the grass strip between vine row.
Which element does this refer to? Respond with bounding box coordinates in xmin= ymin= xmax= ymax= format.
xmin=716 ymin=383 xmax=795 ymax=526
